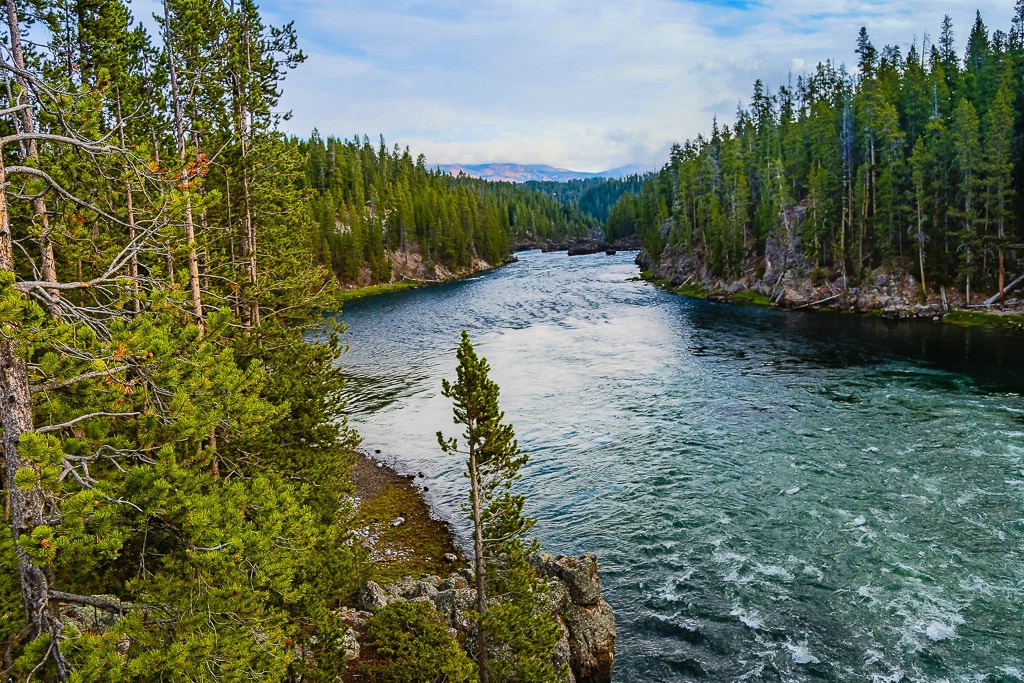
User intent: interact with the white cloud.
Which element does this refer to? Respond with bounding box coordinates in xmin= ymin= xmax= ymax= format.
xmin=132 ymin=0 xmax=1017 ymax=171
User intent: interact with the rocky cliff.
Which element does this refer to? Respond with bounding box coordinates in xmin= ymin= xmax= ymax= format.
xmin=638 ymin=237 xmax=1023 ymax=320
xmin=345 ymin=553 xmax=616 ymax=682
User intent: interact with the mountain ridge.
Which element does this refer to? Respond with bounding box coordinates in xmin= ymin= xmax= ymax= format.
xmin=436 ymin=162 xmax=656 ymax=183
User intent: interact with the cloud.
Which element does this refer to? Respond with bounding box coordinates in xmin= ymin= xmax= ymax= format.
xmin=131 ymin=0 xmax=1016 ymax=171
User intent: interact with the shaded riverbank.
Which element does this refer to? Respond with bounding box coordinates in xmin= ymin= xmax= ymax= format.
xmin=637 ymin=245 xmax=1024 ymax=329
xmin=337 ymin=250 xmax=515 ymax=303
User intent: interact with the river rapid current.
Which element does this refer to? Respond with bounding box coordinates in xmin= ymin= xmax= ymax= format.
xmin=328 ymin=250 xmax=1024 ymax=682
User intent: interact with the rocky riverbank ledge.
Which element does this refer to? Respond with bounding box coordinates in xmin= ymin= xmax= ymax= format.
xmin=346 ymin=453 xmax=616 ymax=682
xmin=638 ymin=239 xmax=1024 ymax=325
xmin=344 ymin=554 xmax=615 ymax=683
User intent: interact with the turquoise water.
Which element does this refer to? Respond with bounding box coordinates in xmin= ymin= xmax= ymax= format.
xmin=329 ymin=250 xmax=1024 ymax=682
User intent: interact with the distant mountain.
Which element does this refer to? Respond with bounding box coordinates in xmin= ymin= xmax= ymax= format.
xmin=436 ymin=162 xmax=656 ymax=183
xmin=599 ymin=163 xmax=660 ymax=179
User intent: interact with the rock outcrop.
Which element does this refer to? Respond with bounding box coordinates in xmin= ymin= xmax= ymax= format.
xmin=347 ymin=553 xmax=616 ymax=682
xmin=637 ymin=237 xmax=985 ymax=319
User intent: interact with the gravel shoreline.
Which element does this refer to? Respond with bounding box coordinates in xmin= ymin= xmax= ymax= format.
xmin=350 ymin=451 xmax=465 ymax=582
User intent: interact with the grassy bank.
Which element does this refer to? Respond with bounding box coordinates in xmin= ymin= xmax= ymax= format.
xmin=337 ymin=281 xmax=422 ymax=304
xmin=729 ymin=291 xmax=774 ymax=306
xmin=943 ymin=310 xmax=1024 ymax=331
xmin=639 ymin=270 xmax=773 ymax=307
xmin=350 ymin=453 xmax=464 ymax=584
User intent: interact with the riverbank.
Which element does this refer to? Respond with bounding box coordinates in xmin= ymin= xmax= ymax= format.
xmin=346 ymin=452 xmax=616 ymax=682
xmin=637 ymin=247 xmax=1024 ymax=331
xmin=336 ymin=250 xmax=514 ymax=303
xmin=350 ymin=452 xmax=464 ymax=583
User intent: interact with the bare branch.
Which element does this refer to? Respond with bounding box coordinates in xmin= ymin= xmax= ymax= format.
xmin=5 ymin=166 xmax=132 ymax=228
xmin=0 ymin=132 xmax=117 ymax=155
xmin=37 ymin=411 xmax=140 ymax=434
xmin=31 ymin=366 xmax=132 ymax=394
xmin=187 ymin=543 xmax=229 ymax=552
xmin=0 ymin=102 xmax=30 ymax=117
xmin=48 ymin=591 xmax=130 ymax=614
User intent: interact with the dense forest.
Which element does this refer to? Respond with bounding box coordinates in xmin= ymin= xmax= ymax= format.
xmin=610 ymin=8 xmax=1024 ymax=303
xmin=0 ymin=0 xmax=565 ymax=680
xmin=298 ymin=133 xmax=597 ymax=285
xmin=522 ymin=176 xmax=649 ymax=223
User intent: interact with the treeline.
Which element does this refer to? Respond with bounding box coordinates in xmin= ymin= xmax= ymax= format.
xmin=0 ymin=0 xmax=365 ymax=680
xmin=612 ymin=8 xmax=1024 ymax=302
xmin=298 ymin=133 xmax=597 ymax=284
xmin=522 ymin=175 xmax=649 ymax=223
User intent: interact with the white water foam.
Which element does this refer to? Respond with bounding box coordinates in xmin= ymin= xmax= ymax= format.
xmin=925 ymin=622 xmax=956 ymax=641
xmin=755 ymin=564 xmax=795 ymax=581
xmin=802 ymin=565 xmax=824 ymax=580
xmin=788 ymin=641 xmax=821 ymax=665
xmin=730 ymin=607 xmax=763 ymax=630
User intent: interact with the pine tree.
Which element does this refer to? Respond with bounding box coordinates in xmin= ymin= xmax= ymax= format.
xmin=981 ymin=82 xmax=1016 ymax=299
xmin=437 ymin=332 xmax=560 ymax=683
xmin=952 ymin=98 xmax=983 ymax=302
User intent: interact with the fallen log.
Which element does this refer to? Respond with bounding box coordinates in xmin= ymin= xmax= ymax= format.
xmin=981 ymin=273 xmax=1024 ymax=307
xmin=793 ymin=292 xmax=843 ymax=310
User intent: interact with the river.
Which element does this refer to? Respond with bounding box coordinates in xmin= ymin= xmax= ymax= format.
xmin=329 ymin=250 xmax=1024 ymax=682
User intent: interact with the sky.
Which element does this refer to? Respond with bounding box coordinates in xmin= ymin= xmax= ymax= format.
xmin=135 ymin=0 xmax=1015 ymax=172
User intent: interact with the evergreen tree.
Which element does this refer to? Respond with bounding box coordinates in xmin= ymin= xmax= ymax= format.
xmin=437 ymin=332 xmax=561 ymax=683
xmin=611 ymin=9 xmax=1023 ymax=303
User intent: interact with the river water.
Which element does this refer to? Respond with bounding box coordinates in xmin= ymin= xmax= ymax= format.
xmin=329 ymin=250 xmax=1024 ymax=682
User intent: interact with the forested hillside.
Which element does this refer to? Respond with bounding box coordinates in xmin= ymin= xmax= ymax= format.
xmin=612 ymin=8 xmax=1024 ymax=304
xmin=523 ymin=176 xmax=649 ymax=223
xmin=298 ymin=133 xmax=596 ymax=285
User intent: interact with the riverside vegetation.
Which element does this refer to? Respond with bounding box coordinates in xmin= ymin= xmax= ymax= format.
xmin=0 ymin=0 xmax=605 ymax=681
xmin=2 ymin=0 xmax=1022 ymax=680
xmin=607 ymin=7 xmax=1024 ymax=321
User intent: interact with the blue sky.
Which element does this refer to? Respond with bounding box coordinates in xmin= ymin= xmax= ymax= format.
xmin=133 ymin=0 xmax=1014 ymax=171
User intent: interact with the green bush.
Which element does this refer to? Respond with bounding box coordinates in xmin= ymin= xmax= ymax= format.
xmin=362 ymin=601 xmax=477 ymax=683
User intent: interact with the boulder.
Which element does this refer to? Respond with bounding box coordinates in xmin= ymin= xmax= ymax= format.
xmin=353 ymin=553 xmax=615 ymax=682
xmin=543 ymin=578 xmax=571 ymax=614
xmin=431 ymin=587 xmax=478 ymax=633
xmin=530 ymin=552 xmax=603 ymax=606
xmin=339 ymin=626 xmax=360 ymax=663
xmin=388 ymin=575 xmax=439 ymax=600
xmin=354 ymin=581 xmax=391 ymax=612
xmin=564 ymin=601 xmax=616 ymax=683
xmin=439 ymin=573 xmax=469 ymax=591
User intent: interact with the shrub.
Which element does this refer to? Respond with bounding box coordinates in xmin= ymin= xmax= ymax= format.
xmin=362 ymin=601 xmax=477 ymax=683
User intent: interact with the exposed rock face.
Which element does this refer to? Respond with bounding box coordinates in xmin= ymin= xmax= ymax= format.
xmin=530 ymin=552 xmax=615 ymax=683
xmin=530 ymin=553 xmax=603 ymax=606
xmin=637 ymin=235 xmax=967 ymax=319
xmin=564 ymin=601 xmax=617 ymax=683
xmin=350 ymin=553 xmax=616 ymax=682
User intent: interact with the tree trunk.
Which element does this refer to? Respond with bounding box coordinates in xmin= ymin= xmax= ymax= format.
xmin=917 ymin=197 xmax=927 ymax=299
xmin=0 ymin=150 xmax=70 ymax=681
xmin=998 ymin=248 xmax=1005 ymax=302
xmin=238 ymin=28 xmax=260 ymax=329
xmin=115 ymin=92 xmax=141 ymax=315
xmin=5 ymin=0 xmax=59 ymax=299
xmin=467 ymin=426 xmax=490 ymax=683
xmin=163 ymin=0 xmax=204 ymax=330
